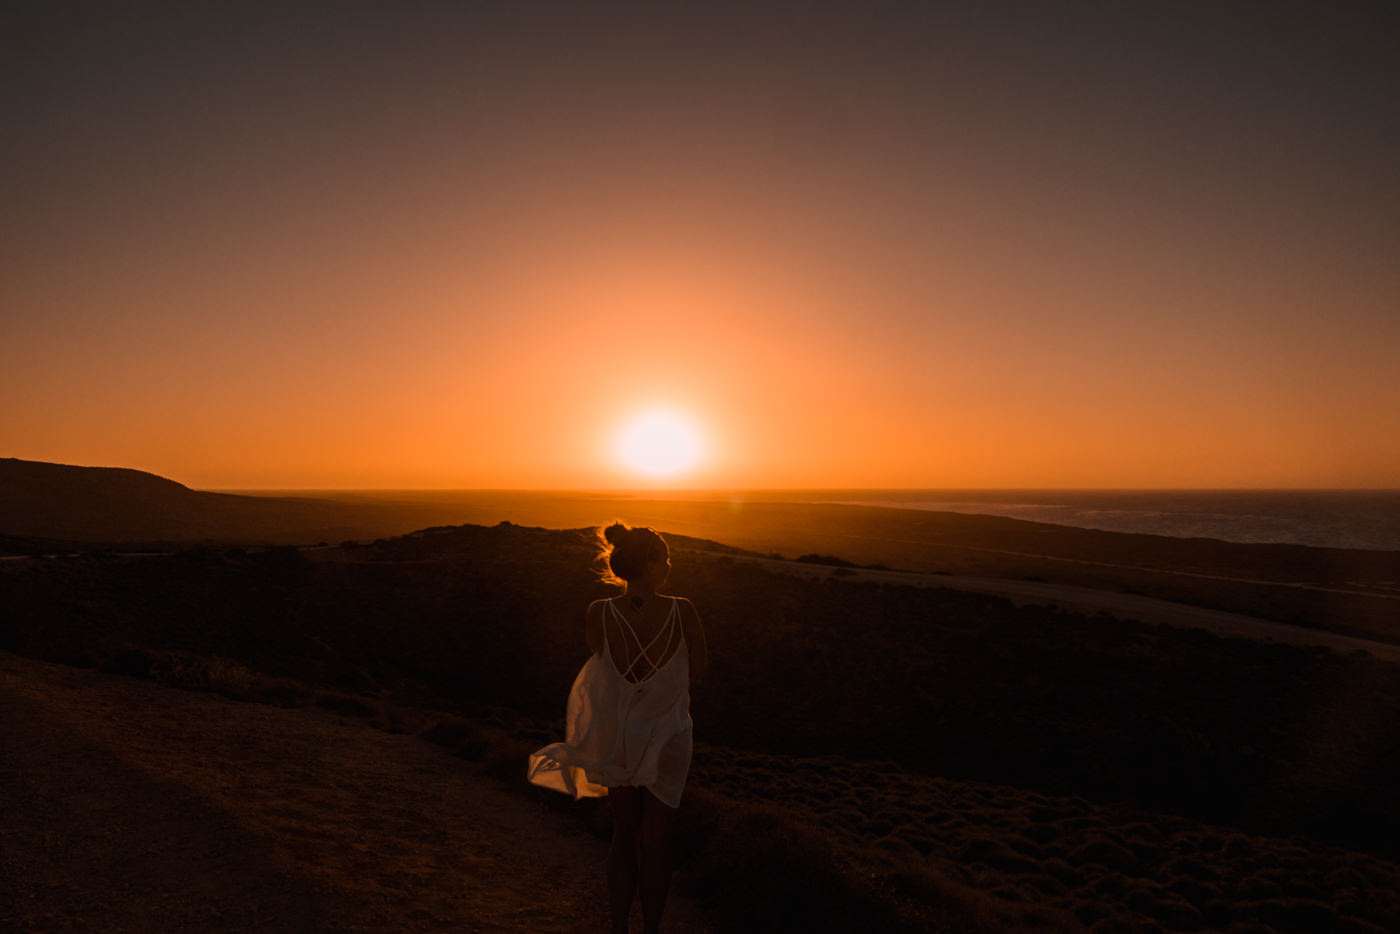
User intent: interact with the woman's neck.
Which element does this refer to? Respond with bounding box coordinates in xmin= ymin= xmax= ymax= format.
xmin=623 ymin=581 xmax=657 ymax=598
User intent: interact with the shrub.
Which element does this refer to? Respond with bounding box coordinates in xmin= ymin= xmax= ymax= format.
xmin=480 ymin=733 xmax=537 ymax=785
xmin=1071 ymin=837 xmax=1140 ymax=873
xmin=687 ymin=800 xmax=909 ymax=932
xmin=421 ymin=718 xmax=490 ymax=760
xmin=101 ymin=648 xmax=156 ymax=679
xmin=313 ymin=691 xmax=378 ymax=718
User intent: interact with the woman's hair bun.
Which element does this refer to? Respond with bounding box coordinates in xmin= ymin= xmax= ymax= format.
xmin=596 ymin=520 xmax=668 ymax=586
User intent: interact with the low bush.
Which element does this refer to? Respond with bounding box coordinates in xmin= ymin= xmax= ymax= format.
xmin=420 ymin=718 xmax=491 ymax=760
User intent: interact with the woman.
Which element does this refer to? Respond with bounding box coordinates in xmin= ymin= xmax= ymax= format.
xmin=528 ymin=522 xmax=708 ymax=934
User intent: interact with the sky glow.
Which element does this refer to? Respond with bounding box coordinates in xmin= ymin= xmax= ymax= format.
xmin=1 ymin=3 xmax=1397 ymax=488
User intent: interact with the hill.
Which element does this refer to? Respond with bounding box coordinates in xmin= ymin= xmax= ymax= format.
xmin=4 ymin=458 xmax=1397 ymax=642
xmin=0 ymin=458 xmax=442 ymax=547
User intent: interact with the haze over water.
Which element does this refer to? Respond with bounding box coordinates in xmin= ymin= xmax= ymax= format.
xmin=218 ymin=485 xmax=1400 ymax=553
xmin=809 ymin=489 xmax=1400 ymax=552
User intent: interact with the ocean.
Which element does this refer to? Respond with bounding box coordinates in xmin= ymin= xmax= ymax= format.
xmin=802 ymin=490 xmax=1400 ymax=552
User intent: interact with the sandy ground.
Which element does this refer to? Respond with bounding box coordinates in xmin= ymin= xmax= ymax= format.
xmin=0 ymin=652 xmax=713 ymax=933
xmin=736 ymin=554 xmax=1400 ymax=663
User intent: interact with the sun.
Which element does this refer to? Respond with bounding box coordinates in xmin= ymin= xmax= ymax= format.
xmin=615 ymin=409 xmax=706 ymax=480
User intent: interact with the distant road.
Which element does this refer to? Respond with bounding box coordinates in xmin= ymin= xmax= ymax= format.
xmin=727 ymin=553 xmax=1400 ymax=663
xmin=825 ymin=531 xmax=1400 ymax=600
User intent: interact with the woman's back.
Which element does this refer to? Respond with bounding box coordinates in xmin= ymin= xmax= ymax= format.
xmin=601 ymin=596 xmax=684 ymax=683
xmin=588 ymin=594 xmax=706 ymax=691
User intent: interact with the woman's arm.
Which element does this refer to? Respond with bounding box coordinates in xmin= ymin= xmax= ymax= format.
xmin=680 ymin=598 xmax=707 ymax=687
xmin=585 ymin=600 xmax=605 ymax=657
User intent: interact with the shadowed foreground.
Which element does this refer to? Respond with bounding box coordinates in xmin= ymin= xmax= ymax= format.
xmin=0 ymin=652 xmax=712 ymax=933
xmin=7 ymin=523 xmax=1400 ymax=931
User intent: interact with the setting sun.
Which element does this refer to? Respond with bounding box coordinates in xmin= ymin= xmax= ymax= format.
xmin=615 ymin=409 xmax=706 ymax=480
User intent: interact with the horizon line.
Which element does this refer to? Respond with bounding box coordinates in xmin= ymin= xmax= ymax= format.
xmin=205 ymin=485 xmax=1400 ymax=494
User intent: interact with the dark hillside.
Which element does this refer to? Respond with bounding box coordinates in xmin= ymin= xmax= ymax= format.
xmin=5 ymin=460 xmax=1396 ymax=643
xmin=4 ymin=522 xmax=1398 ymax=862
xmin=590 ymin=499 xmax=1400 ymax=641
xmin=0 ymin=457 xmax=443 ymax=546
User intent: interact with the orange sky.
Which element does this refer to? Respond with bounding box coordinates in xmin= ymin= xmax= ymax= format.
xmin=2 ymin=4 xmax=1398 ymax=489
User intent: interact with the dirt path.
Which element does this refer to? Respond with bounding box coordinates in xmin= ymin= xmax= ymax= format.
xmin=736 ymin=555 xmax=1400 ymax=662
xmin=819 ymin=531 xmax=1400 ymax=599
xmin=0 ymin=652 xmax=713 ymax=933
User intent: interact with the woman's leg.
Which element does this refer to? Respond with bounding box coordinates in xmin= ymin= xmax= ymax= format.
xmin=608 ymin=786 xmax=644 ymax=934
xmin=638 ymin=789 xmax=677 ymax=934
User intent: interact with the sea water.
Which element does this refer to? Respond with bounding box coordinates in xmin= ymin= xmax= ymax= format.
xmin=803 ymin=490 xmax=1400 ymax=552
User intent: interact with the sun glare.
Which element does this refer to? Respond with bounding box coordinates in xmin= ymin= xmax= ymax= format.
xmin=616 ymin=409 xmax=706 ymax=480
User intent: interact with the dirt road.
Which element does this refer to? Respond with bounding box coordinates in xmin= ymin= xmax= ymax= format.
xmin=740 ymin=555 xmax=1400 ymax=663
xmin=0 ymin=652 xmax=712 ymax=933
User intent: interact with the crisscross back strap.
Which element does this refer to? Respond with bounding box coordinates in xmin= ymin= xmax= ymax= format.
xmin=608 ymin=598 xmax=681 ymax=683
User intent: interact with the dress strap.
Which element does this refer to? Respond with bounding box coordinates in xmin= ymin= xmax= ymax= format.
xmin=608 ymin=598 xmax=681 ymax=682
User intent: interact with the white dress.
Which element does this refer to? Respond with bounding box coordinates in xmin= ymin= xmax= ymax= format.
xmin=528 ymin=597 xmax=693 ymax=808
